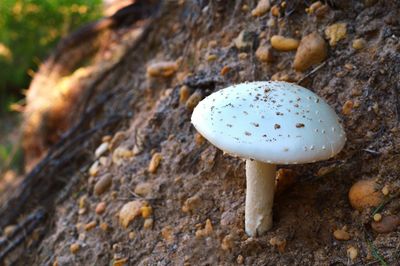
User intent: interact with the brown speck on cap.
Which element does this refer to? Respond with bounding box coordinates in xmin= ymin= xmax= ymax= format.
xmin=252 ymin=123 xmax=259 ymax=127
xmin=245 ymin=131 xmax=252 ymax=136
xmin=296 ymin=123 xmax=305 ymax=128
xmin=274 ymin=124 xmax=281 ymax=129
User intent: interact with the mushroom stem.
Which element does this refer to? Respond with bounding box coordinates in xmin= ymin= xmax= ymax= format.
xmin=245 ymin=159 xmax=276 ymax=236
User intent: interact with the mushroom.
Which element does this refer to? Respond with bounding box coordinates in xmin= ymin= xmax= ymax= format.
xmin=191 ymin=81 xmax=346 ymax=236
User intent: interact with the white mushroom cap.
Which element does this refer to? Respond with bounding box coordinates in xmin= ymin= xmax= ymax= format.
xmin=191 ymin=81 xmax=346 ymax=164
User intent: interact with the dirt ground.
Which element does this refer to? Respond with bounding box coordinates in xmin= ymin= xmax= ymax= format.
xmin=2 ymin=0 xmax=400 ymax=265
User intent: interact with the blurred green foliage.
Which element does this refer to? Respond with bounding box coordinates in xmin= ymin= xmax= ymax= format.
xmin=0 ymin=0 xmax=102 ymax=115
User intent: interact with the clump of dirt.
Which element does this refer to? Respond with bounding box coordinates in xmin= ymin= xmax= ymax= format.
xmin=2 ymin=0 xmax=400 ymax=265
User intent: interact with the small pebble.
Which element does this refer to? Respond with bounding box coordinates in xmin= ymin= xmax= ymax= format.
xmin=186 ymin=91 xmax=203 ymax=110
xmin=195 ymin=133 xmax=205 ymax=146
xmin=251 ymin=0 xmax=270 ymax=17
xmin=78 ymin=233 xmax=86 ymax=241
xmin=381 ymin=185 xmax=389 ymax=196
xmin=221 ymin=234 xmax=234 ymax=251
xmin=267 ymin=17 xmax=275 ymax=27
xmin=373 ymin=213 xmax=382 ymax=222
xmin=94 ymin=174 xmax=112 ymax=196
xmin=353 ymin=99 xmax=361 ymax=108
xmin=161 ymin=226 xmax=174 ymax=243
xmin=100 ymin=223 xmax=109 ymax=231
xmin=147 ymin=61 xmax=178 ymax=77
xmin=141 ymin=206 xmax=152 ymax=219
xmin=293 ymin=32 xmax=327 ymax=71
xmin=84 ymin=221 xmax=97 ymax=231
xmin=220 ymin=65 xmax=230 ymax=76
xmin=179 ymin=85 xmax=191 ymax=104
xmin=79 ymin=196 xmax=87 ymax=210
xmin=111 ymin=191 xmax=118 ymax=199
xmin=95 ymin=142 xmax=109 ymax=158
xmin=269 ymin=236 xmax=287 ymax=253
xmin=314 ymin=4 xmax=329 ymax=18
xmin=316 ymin=166 xmax=335 ymax=177
xmin=113 ymin=258 xmax=128 ymax=266
xmin=270 ymin=35 xmax=299 ymax=51
xmin=255 ymin=45 xmax=274 ymax=63
xmin=129 ymin=231 xmax=136 ymax=240
xmin=148 ymin=153 xmax=162 ymax=173
xmin=3 ymin=225 xmax=16 ymax=238
xmin=78 ymin=195 xmax=87 ymax=215
xmin=344 ymin=63 xmax=354 ymax=71
xmin=325 ymin=23 xmax=347 ymax=46
xmin=372 ymin=102 xmax=379 ymax=114
xmin=270 ymin=5 xmax=280 ymax=17
xmin=89 ymin=161 xmax=100 ymax=177
xmin=348 ymin=179 xmax=383 ymax=211
xmin=206 ymin=54 xmax=217 ymax=62
xmin=70 ymin=243 xmax=80 ymax=254
xmin=347 ymin=246 xmax=358 ymax=261
xmin=182 ymin=195 xmax=201 ymax=213
xmin=176 ymin=71 xmax=190 ymax=83
xmin=306 ymin=1 xmax=322 ymax=13
xmin=234 ymin=31 xmax=255 ymax=50
xmin=271 ymin=71 xmax=291 ymax=82
xmin=78 ymin=208 xmax=86 ymax=215
xmin=238 ymin=53 xmax=248 ymax=60
xmin=99 ymin=156 xmax=109 ymax=166
xmin=236 ymin=255 xmax=244 ymax=264
xmin=208 ymin=40 xmax=218 ymax=48
xmin=134 ymin=182 xmax=153 ymax=197
xmin=119 ymin=200 xmax=143 ymax=228
xmin=102 ymin=135 xmax=112 ymax=142
xmin=342 ymin=100 xmax=353 ymax=115
xmin=112 ymin=147 xmax=133 ymax=166
xmin=195 ymin=219 xmax=213 ymax=238
xmin=143 ymin=218 xmax=154 ymax=230
xmin=76 ymin=223 xmax=83 ymax=231
xmin=110 ymin=131 xmax=127 ymax=150
xmin=371 ymin=215 xmax=400 ymax=233
xmin=95 ymin=202 xmax=107 ymax=215
xmin=333 ymin=229 xmax=350 ymax=241
xmin=352 ymin=38 xmax=366 ymax=50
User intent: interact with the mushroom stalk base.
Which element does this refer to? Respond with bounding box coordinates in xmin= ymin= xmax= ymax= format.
xmin=245 ymin=160 xmax=276 ymax=236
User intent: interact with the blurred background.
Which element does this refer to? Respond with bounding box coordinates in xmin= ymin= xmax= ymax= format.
xmin=0 ymin=0 xmax=104 ymax=177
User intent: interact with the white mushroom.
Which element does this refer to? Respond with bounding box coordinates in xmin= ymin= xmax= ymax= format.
xmin=191 ymin=81 xmax=346 ymax=236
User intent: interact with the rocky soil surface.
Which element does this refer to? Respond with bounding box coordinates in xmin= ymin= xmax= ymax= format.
xmin=1 ymin=1 xmax=400 ymax=265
